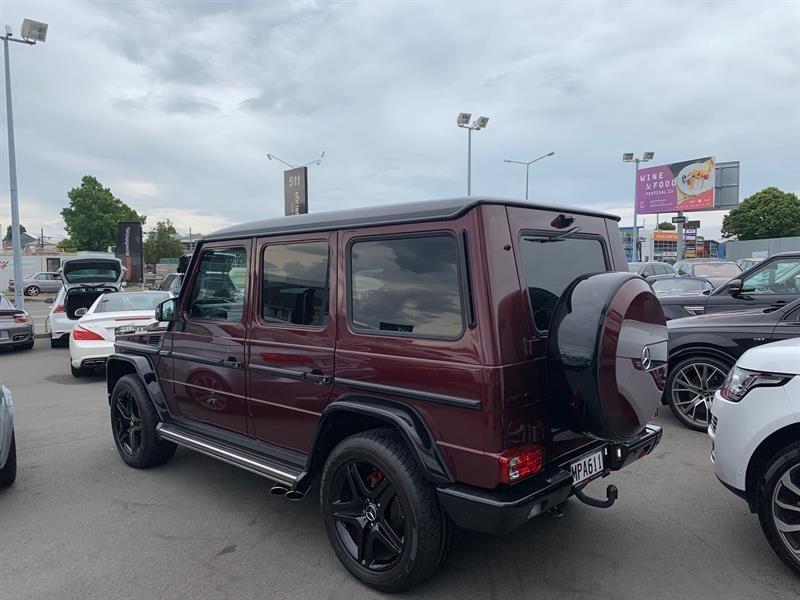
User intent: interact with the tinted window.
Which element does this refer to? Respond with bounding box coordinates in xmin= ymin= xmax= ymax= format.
xmin=693 ymin=262 xmax=741 ymax=277
xmin=350 ymin=235 xmax=463 ymax=338
xmin=95 ymin=292 xmax=170 ymax=312
xmin=742 ymin=258 xmax=800 ymax=295
xmin=188 ymin=247 xmax=247 ymax=321
xmin=651 ymin=278 xmax=712 ymax=297
xmin=262 ymin=241 xmax=329 ymax=326
xmin=520 ymin=235 xmax=608 ymax=331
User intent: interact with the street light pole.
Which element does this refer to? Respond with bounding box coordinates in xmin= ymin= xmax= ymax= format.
xmin=503 ymin=152 xmax=555 ymax=200
xmin=3 ymin=31 xmax=36 ymax=309
xmin=623 ymin=152 xmax=654 ymax=262
xmin=457 ymin=113 xmax=489 ymax=196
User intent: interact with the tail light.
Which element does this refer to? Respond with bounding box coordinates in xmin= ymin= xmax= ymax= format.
xmin=498 ymin=444 xmax=544 ymax=484
xmin=53 ymin=304 xmax=65 ymax=313
xmin=72 ymin=325 xmax=104 ymax=341
xmin=13 ymin=315 xmax=31 ymax=324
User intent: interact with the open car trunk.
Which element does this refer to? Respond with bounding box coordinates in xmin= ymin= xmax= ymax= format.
xmin=64 ymin=287 xmax=117 ymax=320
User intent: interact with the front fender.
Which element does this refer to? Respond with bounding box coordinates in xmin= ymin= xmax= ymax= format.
xmin=106 ymin=353 xmax=171 ymax=422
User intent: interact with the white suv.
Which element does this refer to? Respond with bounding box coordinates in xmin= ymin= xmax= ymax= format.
xmin=710 ymin=338 xmax=800 ymax=575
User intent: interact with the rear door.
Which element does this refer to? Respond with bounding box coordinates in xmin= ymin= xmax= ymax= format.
xmin=705 ymin=256 xmax=800 ymax=314
xmin=168 ymin=243 xmax=250 ymax=435
xmin=246 ymin=234 xmax=336 ymax=452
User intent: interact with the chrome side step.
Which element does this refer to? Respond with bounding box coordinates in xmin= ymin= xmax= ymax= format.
xmin=157 ymin=424 xmax=300 ymax=486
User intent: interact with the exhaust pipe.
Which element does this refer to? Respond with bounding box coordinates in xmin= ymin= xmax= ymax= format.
xmin=285 ymin=490 xmax=305 ymax=501
xmin=269 ymin=484 xmax=288 ymax=497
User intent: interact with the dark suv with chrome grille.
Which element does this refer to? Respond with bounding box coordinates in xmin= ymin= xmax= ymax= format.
xmin=105 ymin=197 xmax=665 ymax=591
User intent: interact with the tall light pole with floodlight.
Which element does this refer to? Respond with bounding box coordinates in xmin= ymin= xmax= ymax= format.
xmin=456 ymin=113 xmax=489 ymax=196
xmin=623 ymin=151 xmax=654 ymax=262
xmin=503 ymin=151 xmax=555 ymax=200
xmin=2 ymin=18 xmax=47 ymax=309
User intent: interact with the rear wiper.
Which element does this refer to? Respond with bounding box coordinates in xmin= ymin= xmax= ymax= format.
xmin=524 ymin=226 xmax=582 ymax=243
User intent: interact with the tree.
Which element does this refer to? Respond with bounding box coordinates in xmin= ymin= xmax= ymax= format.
xmin=721 ymin=187 xmax=800 ymax=240
xmin=143 ymin=220 xmax=183 ymax=266
xmin=657 ymin=221 xmax=676 ymax=230
xmin=3 ymin=224 xmax=26 ymax=242
xmin=57 ymin=238 xmax=78 ymax=253
xmin=61 ymin=175 xmax=145 ymax=251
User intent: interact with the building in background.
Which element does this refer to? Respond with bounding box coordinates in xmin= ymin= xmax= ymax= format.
xmin=621 ymin=228 xmax=719 ymax=263
xmin=180 ymin=233 xmax=202 ymax=254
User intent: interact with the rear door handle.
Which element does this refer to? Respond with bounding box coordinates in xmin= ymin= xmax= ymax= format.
xmin=221 ymin=357 xmax=242 ymax=368
xmin=305 ymin=371 xmax=332 ymax=385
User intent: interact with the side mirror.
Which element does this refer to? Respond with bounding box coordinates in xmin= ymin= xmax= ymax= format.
xmin=74 ymin=307 xmax=88 ymax=317
xmin=728 ymin=279 xmax=743 ymax=296
xmin=155 ymin=298 xmax=178 ymax=322
xmin=44 ymin=297 xmax=54 ymax=304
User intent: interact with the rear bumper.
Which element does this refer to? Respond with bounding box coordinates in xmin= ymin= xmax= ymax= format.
xmin=437 ymin=424 xmax=662 ymax=535
xmin=0 ymin=325 xmax=34 ymax=346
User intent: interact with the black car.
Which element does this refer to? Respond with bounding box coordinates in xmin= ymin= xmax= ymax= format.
xmin=664 ymin=298 xmax=800 ymax=431
xmin=659 ymin=251 xmax=800 ymax=320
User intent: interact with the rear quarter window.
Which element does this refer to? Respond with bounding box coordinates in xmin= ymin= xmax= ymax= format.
xmin=349 ymin=234 xmax=464 ymax=339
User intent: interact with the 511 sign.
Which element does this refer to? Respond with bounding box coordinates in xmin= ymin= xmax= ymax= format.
xmin=284 ymin=167 xmax=309 ymax=216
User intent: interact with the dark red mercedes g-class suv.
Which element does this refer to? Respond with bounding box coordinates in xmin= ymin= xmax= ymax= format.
xmin=106 ymin=197 xmax=666 ymax=591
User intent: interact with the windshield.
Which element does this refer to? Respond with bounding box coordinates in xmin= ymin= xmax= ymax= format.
xmin=693 ymin=263 xmax=741 ymax=277
xmin=95 ymin=292 xmax=170 ymax=313
xmin=651 ymin=278 xmax=711 ymax=296
xmin=520 ymin=235 xmax=608 ymax=331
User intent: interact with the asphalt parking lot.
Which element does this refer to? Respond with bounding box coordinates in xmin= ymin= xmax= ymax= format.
xmin=1 ymin=344 xmax=799 ymax=600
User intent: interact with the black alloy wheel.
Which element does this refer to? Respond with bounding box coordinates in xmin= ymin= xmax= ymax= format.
xmin=320 ymin=431 xmax=451 ymax=592
xmin=330 ymin=460 xmax=406 ymax=571
xmin=112 ymin=387 xmax=143 ymax=458
xmin=109 ymin=374 xmax=176 ymax=468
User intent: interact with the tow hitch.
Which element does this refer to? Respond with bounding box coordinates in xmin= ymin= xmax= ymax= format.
xmin=574 ymin=484 xmax=618 ymax=508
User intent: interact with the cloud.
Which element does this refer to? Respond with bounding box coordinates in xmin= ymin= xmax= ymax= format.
xmin=0 ymin=0 xmax=797 ymax=246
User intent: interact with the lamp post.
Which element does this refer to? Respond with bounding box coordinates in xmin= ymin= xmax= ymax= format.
xmin=266 ymin=151 xmax=325 ymax=169
xmin=503 ymin=152 xmax=555 ymax=200
xmin=3 ymin=19 xmax=47 ymax=309
xmin=456 ymin=113 xmax=489 ymax=196
xmin=622 ymin=151 xmax=654 ymax=262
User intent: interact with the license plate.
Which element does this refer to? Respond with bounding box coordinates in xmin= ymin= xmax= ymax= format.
xmin=0 ymin=330 xmax=8 ymax=340
xmin=571 ymin=449 xmax=604 ymax=485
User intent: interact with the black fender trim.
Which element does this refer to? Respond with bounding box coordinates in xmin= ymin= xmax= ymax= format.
xmin=308 ymin=396 xmax=453 ymax=485
xmin=106 ymin=353 xmax=172 ymax=422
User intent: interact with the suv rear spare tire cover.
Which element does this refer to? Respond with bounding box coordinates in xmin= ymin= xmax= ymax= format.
xmin=547 ymin=272 xmax=667 ymax=441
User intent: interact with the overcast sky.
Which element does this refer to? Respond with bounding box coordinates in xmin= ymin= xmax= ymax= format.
xmin=1 ymin=0 xmax=798 ymax=243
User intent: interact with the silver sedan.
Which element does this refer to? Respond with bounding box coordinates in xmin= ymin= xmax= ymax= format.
xmin=0 ymin=381 xmax=16 ymax=486
xmin=0 ymin=293 xmax=34 ymax=350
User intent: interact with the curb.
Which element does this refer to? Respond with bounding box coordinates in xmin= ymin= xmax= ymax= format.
xmin=34 ymin=333 xmax=51 ymax=339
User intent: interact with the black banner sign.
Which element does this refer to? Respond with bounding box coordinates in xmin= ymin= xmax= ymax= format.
xmin=116 ymin=221 xmax=143 ymax=284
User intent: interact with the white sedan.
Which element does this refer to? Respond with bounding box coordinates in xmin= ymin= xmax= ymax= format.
xmin=69 ymin=291 xmax=171 ymax=377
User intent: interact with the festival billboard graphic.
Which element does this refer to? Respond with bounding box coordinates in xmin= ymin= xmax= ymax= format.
xmin=636 ymin=157 xmax=715 ymax=214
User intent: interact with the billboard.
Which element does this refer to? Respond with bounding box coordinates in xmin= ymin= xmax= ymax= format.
xmin=636 ymin=157 xmax=715 ymax=214
xmin=116 ymin=221 xmax=143 ymax=284
xmin=284 ymin=167 xmax=308 ymax=216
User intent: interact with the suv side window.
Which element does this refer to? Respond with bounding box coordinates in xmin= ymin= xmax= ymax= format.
xmin=519 ymin=234 xmax=608 ymax=332
xmin=188 ymin=247 xmax=247 ymax=321
xmin=742 ymin=258 xmax=800 ymax=295
xmin=350 ymin=234 xmax=464 ymax=338
xmin=262 ymin=241 xmax=329 ymax=327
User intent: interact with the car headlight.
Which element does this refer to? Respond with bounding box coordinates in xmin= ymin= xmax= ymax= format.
xmin=719 ymin=366 xmax=791 ymax=402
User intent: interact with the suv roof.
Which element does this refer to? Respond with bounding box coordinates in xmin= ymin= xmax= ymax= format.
xmin=205 ymin=196 xmax=620 ymax=242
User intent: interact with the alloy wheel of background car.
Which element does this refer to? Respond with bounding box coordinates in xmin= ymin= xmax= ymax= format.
xmin=758 ymin=443 xmax=800 ymax=577
xmin=112 ymin=388 xmax=143 ymax=458
xmin=25 ymin=286 xmax=40 ymax=296
xmin=667 ymin=357 xmax=729 ymax=431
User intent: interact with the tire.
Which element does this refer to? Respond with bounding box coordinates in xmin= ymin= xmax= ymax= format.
xmin=25 ymin=285 xmax=40 ymax=297
xmin=0 ymin=433 xmax=17 ymax=487
xmin=110 ymin=374 xmax=176 ymax=469
xmin=757 ymin=442 xmax=800 ymax=576
xmin=320 ymin=430 xmax=452 ymax=593
xmin=50 ymin=337 xmax=59 ymax=349
xmin=52 ymin=335 xmax=68 ymax=349
xmin=666 ymin=355 xmax=731 ymax=431
xmin=70 ymin=364 xmax=88 ymax=377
